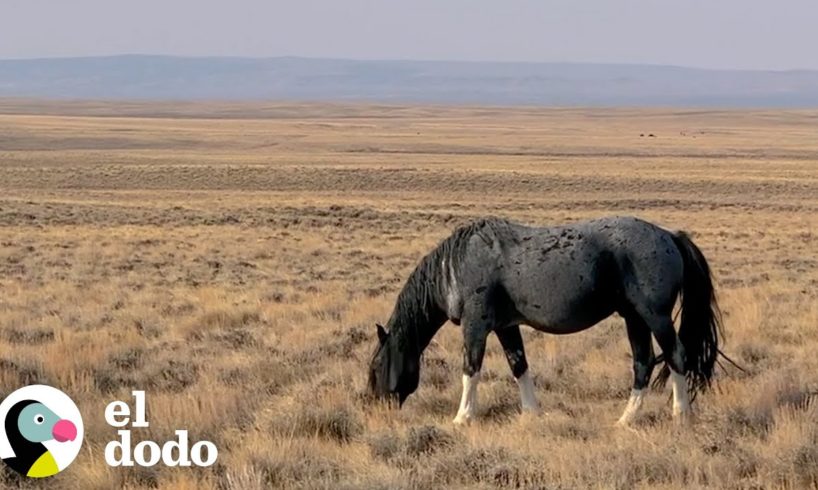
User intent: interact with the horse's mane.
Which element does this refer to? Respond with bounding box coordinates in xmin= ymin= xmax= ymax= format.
xmin=385 ymin=217 xmax=516 ymax=353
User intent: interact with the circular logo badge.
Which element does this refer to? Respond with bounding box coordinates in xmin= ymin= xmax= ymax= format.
xmin=0 ymin=385 xmax=84 ymax=478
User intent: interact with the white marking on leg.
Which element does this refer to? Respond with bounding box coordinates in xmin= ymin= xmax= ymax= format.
xmin=516 ymin=370 xmax=540 ymax=414
xmin=671 ymin=370 xmax=690 ymax=419
xmin=616 ymin=388 xmax=644 ymax=426
xmin=670 ymin=338 xmax=691 ymax=420
xmin=453 ymin=372 xmax=480 ymax=425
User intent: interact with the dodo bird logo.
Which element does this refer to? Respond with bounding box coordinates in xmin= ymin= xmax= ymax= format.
xmin=0 ymin=385 xmax=83 ymax=478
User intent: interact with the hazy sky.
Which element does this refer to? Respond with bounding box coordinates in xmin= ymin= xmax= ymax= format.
xmin=3 ymin=0 xmax=817 ymax=70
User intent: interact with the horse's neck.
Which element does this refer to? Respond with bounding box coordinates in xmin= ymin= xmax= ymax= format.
xmin=389 ymin=271 xmax=448 ymax=355
xmin=391 ymin=315 xmax=446 ymax=359
xmin=413 ymin=308 xmax=447 ymax=353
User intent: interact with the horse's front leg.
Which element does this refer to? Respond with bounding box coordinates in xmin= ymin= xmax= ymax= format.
xmin=496 ymin=325 xmax=540 ymax=414
xmin=453 ymin=317 xmax=490 ymax=425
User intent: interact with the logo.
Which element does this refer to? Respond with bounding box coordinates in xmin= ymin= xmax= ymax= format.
xmin=0 ymin=385 xmax=83 ymax=478
xmin=105 ymin=391 xmax=218 ymax=468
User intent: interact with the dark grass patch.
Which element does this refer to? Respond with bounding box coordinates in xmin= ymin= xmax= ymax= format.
xmin=368 ymin=432 xmax=401 ymax=461
xmin=405 ymin=425 xmax=457 ymax=456
xmin=0 ymin=358 xmax=49 ymax=388
xmin=211 ymin=328 xmax=258 ymax=349
xmin=216 ymin=357 xmax=298 ymax=395
xmin=117 ymin=466 xmax=162 ymax=489
xmin=248 ymin=452 xmax=341 ymax=488
xmin=272 ymin=406 xmax=363 ymax=444
xmin=413 ymin=446 xmax=534 ymax=488
xmin=410 ymin=392 xmax=456 ymax=417
xmin=481 ymin=399 xmax=520 ymax=423
xmin=286 ymin=324 xmax=370 ymax=365
xmin=94 ymin=356 xmax=198 ymax=394
xmin=109 ymin=347 xmax=145 ymax=370
xmin=133 ymin=318 xmax=163 ymax=339
xmin=1 ymin=327 xmax=54 ymax=345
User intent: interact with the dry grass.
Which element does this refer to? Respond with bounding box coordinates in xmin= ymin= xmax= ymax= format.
xmin=1 ymin=100 xmax=817 ymax=489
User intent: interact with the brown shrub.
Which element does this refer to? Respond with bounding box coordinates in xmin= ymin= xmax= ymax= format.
xmin=405 ymin=425 xmax=457 ymax=456
xmin=273 ymin=405 xmax=363 ymax=444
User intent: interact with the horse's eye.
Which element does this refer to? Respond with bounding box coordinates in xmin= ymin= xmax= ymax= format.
xmin=34 ymin=414 xmax=45 ymax=425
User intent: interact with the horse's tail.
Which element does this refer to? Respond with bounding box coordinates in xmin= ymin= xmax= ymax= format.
xmin=654 ymin=231 xmax=723 ymax=395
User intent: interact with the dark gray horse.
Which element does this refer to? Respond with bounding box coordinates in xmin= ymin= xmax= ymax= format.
xmin=367 ymin=216 xmax=722 ymax=425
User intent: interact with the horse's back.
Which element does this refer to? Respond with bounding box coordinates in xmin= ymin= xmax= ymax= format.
xmin=485 ymin=216 xmax=683 ymax=331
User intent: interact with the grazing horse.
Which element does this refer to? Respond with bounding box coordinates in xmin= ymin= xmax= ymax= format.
xmin=367 ymin=216 xmax=722 ymax=425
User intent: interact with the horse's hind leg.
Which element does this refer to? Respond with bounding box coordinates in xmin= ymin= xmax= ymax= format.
xmin=617 ymin=314 xmax=655 ymax=426
xmin=640 ymin=310 xmax=690 ymax=421
xmin=495 ymin=325 xmax=540 ymax=414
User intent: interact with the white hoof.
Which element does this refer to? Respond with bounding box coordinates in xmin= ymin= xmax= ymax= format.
xmin=673 ymin=409 xmax=693 ymax=425
xmin=616 ymin=389 xmax=644 ymax=428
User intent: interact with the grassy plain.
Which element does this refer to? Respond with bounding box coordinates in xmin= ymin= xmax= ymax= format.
xmin=1 ymin=100 xmax=817 ymax=489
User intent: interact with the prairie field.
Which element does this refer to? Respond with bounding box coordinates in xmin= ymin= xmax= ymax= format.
xmin=1 ymin=100 xmax=818 ymax=489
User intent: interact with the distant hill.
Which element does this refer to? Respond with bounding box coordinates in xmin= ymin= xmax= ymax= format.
xmin=1 ymin=55 xmax=818 ymax=107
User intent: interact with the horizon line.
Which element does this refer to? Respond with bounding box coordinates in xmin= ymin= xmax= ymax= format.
xmin=2 ymin=53 xmax=817 ymax=74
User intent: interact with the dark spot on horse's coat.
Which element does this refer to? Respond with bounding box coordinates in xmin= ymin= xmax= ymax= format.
xmin=541 ymin=239 xmax=560 ymax=256
xmin=533 ymin=304 xmax=541 ymax=309
xmin=522 ymin=236 xmax=532 ymax=241
xmin=481 ymin=314 xmax=488 ymax=320
xmin=475 ymin=286 xmax=487 ymax=294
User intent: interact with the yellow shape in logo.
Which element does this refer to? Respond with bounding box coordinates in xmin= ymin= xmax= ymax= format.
xmin=27 ymin=451 xmax=60 ymax=478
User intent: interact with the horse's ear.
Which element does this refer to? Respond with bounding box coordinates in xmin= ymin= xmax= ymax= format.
xmin=376 ymin=323 xmax=388 ymax=344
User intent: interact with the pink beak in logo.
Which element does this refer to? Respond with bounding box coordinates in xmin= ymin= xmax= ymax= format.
xmin=52 ymin=419 xmax=77 ymax=442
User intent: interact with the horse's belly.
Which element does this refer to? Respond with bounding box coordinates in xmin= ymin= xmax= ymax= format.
xmin=508 ymin=278 xmax=616 ymax=334
xmin=521 ymin=305 xmax=614 ymax=334
xmin=501 ymin=237 xmax=619 ymax=333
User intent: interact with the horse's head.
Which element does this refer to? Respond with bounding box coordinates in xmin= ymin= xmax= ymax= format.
xmin=367 ymin=323 xmax=419 ymax=406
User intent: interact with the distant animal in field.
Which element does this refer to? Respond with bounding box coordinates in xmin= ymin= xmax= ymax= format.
xmin=367 ymin=216 xmax=725 ymax=426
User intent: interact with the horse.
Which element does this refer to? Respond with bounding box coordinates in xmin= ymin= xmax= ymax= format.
xmin=367 ymin=216 xmax=723 ymax=426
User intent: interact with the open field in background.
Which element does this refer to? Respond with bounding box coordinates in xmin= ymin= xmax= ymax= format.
xmin=0 ymin=100 xmax=817 ymax=489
